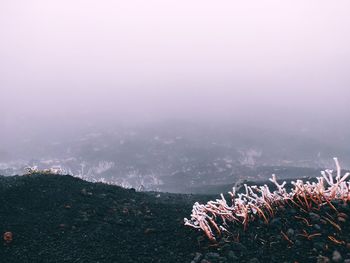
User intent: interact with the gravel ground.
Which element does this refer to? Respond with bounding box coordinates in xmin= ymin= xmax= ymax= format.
xmin=1 ymin=174 xmax=350 ymax=263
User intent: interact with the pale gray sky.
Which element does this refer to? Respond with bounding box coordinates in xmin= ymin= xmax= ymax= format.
xmin=1 ymin=0 xmax=349 ymax=132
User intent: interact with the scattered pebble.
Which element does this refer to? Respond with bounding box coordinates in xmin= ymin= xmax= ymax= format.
xmin=205 ymin=252 xmax=220 ymax=259
xmin=286 ymin=228 xmax=295 ymax=237
xmin=3 ymin=232 xmax=13 ymax=244
xmin=313 ymin=224 xmax=321 ymax=230
xmin=332 ymin=250 xmax=342 ymax=263
xmin=317 ymin=256 xmax=330 ymax=263
xmin=309 ymin=212 xmax=321 ymax=222
xmin=338 ymin=216 xmax=347 ymax=223
xmin=191 ymin=252 xmax=202 ymax=263
xmin=144 ymin=228 xmax=156 ymax=234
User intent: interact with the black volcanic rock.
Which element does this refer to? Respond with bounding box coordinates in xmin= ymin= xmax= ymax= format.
xmin=1 ymin=174 xmax=350 ymax=263
xmin=0 ymin=174 xmax=211 ymax=262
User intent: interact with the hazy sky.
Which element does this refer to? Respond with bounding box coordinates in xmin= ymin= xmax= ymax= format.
xmin=1 ymin=0 xmax=350 ymax=130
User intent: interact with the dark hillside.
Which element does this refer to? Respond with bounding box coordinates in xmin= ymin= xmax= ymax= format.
xmin=0 ymin=174 xmax=210 ymax=262
xmin=1 ymin=174 xmax=350 ymax=263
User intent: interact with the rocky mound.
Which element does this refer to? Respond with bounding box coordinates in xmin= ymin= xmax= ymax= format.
xmin=1 ymin=174 xmax=350 ymax=262
xmin=0 ymin=174 xmax=208 ymax=262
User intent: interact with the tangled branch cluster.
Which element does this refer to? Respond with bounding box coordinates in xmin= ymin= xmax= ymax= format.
xmin=24 ymin=166 xmax=66 ymax=175
xmin=184 ymin=158 xmax=350 ymax=242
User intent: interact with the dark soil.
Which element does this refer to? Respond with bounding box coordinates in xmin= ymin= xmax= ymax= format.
xmin=1 ymin=174 xmax=350 ymax=263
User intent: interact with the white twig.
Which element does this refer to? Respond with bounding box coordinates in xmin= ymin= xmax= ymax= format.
xmin=185 ymin=158 xmax=350 ymax=241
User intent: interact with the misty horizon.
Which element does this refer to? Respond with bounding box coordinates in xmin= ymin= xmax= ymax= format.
xmin=1 ymin=0 xmax=350 ymax=175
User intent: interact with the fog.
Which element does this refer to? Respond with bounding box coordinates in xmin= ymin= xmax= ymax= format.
xmin=1 ymin=1 xmax=350 ymax=180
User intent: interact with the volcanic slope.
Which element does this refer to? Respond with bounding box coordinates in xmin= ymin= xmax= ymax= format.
xmin=1 ymin=174 xmax=350 ymax=262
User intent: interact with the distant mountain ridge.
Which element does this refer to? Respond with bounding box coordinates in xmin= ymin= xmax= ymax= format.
xmin=1 ymin=122 xmax=349 ymax=192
